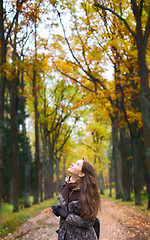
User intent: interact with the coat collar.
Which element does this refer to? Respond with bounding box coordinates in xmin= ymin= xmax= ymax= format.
xmin=61 ymin=180 xmax=80 ymax=204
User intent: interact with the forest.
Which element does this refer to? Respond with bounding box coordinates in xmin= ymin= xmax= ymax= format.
xmin=0 ymin=0 xmax=150 ymax=214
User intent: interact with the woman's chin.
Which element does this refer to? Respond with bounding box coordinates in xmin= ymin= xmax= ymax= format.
xmin=67 ymin=168 xmax=71 ymax=173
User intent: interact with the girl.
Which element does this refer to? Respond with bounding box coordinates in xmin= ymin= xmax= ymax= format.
xmin=52 ymin=158 xmax=101 ymax=240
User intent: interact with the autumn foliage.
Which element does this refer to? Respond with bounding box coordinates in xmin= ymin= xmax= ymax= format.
xmin=0 ymin=0 xmax=149 ymax=212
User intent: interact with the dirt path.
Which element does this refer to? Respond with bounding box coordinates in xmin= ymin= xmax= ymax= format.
xmin=3 ymin=199 xmax=150 ymax=240
xmin=99 ymin=199 xmax=150 ymax=239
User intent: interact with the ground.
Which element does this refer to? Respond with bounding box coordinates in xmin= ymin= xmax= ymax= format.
xmin=3 ymin=199 xmax=150 ymax=240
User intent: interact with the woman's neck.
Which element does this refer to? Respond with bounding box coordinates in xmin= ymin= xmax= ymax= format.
xmin=70 ymin=175 xmax=80 ymax=182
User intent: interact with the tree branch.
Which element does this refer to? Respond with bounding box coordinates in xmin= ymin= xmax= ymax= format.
xmin=94 ymin=1 xmax=137 ymax=40
xmin=52 ymin=60 xmax=95 ymax=92
xmin=6 ymin=0 xmax=26 ymax=42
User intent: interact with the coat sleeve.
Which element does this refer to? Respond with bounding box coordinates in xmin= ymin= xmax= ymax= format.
xmin=66 ymin=213 xmax=93 ymax=228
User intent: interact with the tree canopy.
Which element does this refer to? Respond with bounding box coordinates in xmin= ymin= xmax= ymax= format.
xmin=0 ymin=0 xmax=149 ymax=211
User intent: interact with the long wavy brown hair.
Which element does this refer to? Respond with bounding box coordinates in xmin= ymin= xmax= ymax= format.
xmin=79 ymin=158 xmax=101 ymax=221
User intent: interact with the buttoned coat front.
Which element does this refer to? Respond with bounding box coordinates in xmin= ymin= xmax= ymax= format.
xmin=57 ymin=193 xmax=98 ymax=240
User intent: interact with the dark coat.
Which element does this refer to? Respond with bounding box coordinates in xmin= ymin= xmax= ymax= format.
xmin=57 ymin=183 xmax=98 ymax=240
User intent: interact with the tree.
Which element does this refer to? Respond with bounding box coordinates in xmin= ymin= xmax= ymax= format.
xmin=50 ymin=0 xmax=124 ymax=198
xmin=38 ymin=79 xmax=82 ymax=197
xmin=50 ymin=0 xmax=149 ymax=204
xmin=0 ymin=0 xmax=29 ymax=209
xmin=94 ymin=0 xmax=150 ymax=209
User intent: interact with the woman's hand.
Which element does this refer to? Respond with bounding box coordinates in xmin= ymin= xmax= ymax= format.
xmin=52 ymin=205 xmax=70 ymax=219
xmin=58 ymin=207 xmax=70 ymax=219
xmin=52 ymin=205 xmax=61 ymax=217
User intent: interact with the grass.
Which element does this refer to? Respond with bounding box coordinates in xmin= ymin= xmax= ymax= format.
xmin=101 ymin=189 xmax=150 ymax=218
xmin=0 ymin=197 xmax=59 ymax=239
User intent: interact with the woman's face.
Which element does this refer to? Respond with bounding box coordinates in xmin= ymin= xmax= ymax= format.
xmin=68 ymin=159 xmax=84 ymax=178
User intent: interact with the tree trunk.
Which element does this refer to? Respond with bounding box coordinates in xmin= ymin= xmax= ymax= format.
xmin=55 ymin=159 xmax=60 ymax=196
xmin=41 ymin=127 xmax=51 ymax=200
xmin=48 ymin=135 xmax=54 ymax=198
xmin=24 ymin=124 xmax=31 ymax=208
xmin=11 ymin=75 xmax=19 ymax=212
xmin=98 ymin=171 xmax=105 ymax=195
xmin=11 ymin=8 xmax=19 ymax=212
xmin=33 ymin=17 xmax=40 ymax=204
xmin=112 ymin=119 xmax=123 ymax=199
xmin=44 ymin=163 xmax=51 ymax=200
xmin=120 ymin=127 xmax=131 ymax=201
xmin=109 ymin=157 xmax=113 ymax=198
xmin=135 ymin=1 xmax=150 ymax=209
xmin=40 ymin=161 xmax=43 ymax=202
xmin=137 ymin=45 xmax=150 ymax=208
xmin=20 ymin=70 xmax=31 ymax=208
xmin=33 ymin=70 xmax=40 ymax=204
xmin=24 ymin=149 xmax=31 ymax=208
xmin=146 ymin=169 xmax=150 ymax=209
xmin=62 ymin=155 xmax=66 ymax=184
xmin=0 ymin=0 xmax=6 ymax=209
xmin=131 ymin=136 xmax=142 ymax=205
xmin=23 ymin=120 xmax=31 ymax=208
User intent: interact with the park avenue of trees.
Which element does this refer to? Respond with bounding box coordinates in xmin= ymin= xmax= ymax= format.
xmin=0 ymin=0 xmax=150 ymax=212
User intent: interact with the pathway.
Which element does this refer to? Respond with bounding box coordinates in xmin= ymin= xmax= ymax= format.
xmin=3 ymin=199 xmax=150 ymax=240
